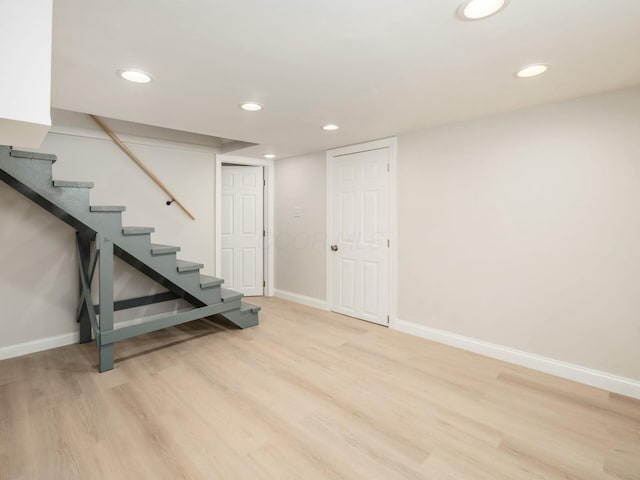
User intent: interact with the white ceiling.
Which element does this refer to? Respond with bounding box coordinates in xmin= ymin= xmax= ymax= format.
xmin=52 ymin=0 xmax=640 ymax=159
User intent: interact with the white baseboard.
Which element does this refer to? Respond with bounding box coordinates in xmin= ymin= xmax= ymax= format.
xmin=273 ymin=289 xmax=330 ymax=311
xmin=0 ymin=331 xmax=79 ymax=361
xmin=0 ymin=315 xmax=172 ymax=362
xmin=4 ymin=312 xmax=637 ymax=400
xmin=392 ymin=319 xmax=640 ymax=400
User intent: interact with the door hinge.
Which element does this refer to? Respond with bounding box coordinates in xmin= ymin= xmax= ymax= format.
xmin=263 ymin=229 xmax=266 ymax=237
xmin=263 ymin=179 xmax=266 ymax=186
xmin=263 ymin=280 xmax=266 ymax=287
xmin=387 ymin=239 xmax=390 ymax=247
xmin=387 ymin=315 xmax=390 ymax=323
xmin=387 ymin=163 xmax=390 ymax=172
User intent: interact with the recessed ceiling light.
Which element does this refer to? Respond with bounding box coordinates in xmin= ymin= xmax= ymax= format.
xmin=264 ymin=154 xmax=276 ymax=159
xmin=322 ymin=124 xmax=339 ymax=131
xmin=118 ymin=69 xmax=153 ymax=84
xmin=516 ymin=64 xmax=549 ymax=78
xmin=240 ymin=102 xmax=263 ymax=111
xmin=457 ymin=0 xmax=509 ymax=20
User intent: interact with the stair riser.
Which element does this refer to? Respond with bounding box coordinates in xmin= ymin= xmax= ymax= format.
xmin=197 ymin=287 xmax=222 ymax=304
xmin=142 ymin=253 xmax=177 ymax=272
xmin=219 ymin=308 xmax=259 ymax=329
xmin=175 ymin=270 xmax=205 ymax=292
xmin=117 ymin=235 xmax=152 ymax=253
xmin=1 ymin=156 xmax=54 ymax=183
xmin=80 ymin=212 xmax=123 ymax=233
xmin=84 ymin=211 xmax=124 ymax=232
xmin=52 ymin=187 xmax=90 ymax=206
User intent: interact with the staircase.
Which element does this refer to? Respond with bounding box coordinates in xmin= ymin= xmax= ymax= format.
xmin=0 ymin=145 xmax=259 ymax=372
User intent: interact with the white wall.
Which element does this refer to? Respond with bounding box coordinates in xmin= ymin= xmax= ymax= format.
xmin=274 ymin=86 xmax=640 ymax=385
xmin=0 ymin=0 xmax=52 ymax=147
xmin=397 ymin=86 xmax=640 ymax=382
xmin=0 ymin=111 xmax=219 ymax=356
xmin=274 ymin=152 xmax=327 ymax=301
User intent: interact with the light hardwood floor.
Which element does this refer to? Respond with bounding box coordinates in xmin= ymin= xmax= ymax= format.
xmin=0 ymin=297 xmax=638 ymax=479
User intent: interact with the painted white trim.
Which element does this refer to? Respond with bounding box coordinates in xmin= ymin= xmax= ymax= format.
xmin=392 ymin=319 xmax=640 ymax=400
xmin=273 ymin=289 xmax=330 ymax=311
xmin=0 ymin=332 xmax=79 ymax=361
xmin=0 ymin=312 xmax=199 ymax=361
xmin=326 ymin=137 xmax=397 ymax=326
xmin=215 ymin=157 xmax=222 ymax=278
xmin=215 ymin=154 xmax=275 ymax=297
xmin=388 ymin=139 xmax=398 ymax=327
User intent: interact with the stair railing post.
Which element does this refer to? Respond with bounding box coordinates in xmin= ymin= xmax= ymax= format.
xmin=97 ymin=234 xmax=115 ymax=372
xmin=77 ymin=232 xmax=94 ymax=344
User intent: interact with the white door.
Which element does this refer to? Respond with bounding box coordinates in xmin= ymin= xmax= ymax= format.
xmin=330 ymin=147 xmax=390 ymax=325
xmin=221 ymin=166 xmax=264 ymax=296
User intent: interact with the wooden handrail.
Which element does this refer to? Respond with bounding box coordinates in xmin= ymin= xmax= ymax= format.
xmin=89 ymin=114 xmax=196 ymax=220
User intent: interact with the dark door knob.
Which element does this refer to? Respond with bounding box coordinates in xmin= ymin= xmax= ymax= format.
xmin=331 ymin=245 xmax=338 ymax=252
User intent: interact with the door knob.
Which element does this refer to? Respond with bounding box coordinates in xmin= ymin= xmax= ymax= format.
xmin=331 ymin=245 xmax=339 ymax=252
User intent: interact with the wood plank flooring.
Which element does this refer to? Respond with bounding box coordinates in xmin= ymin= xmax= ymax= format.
xmin=0 ymin=297 xmax=638 ymax=479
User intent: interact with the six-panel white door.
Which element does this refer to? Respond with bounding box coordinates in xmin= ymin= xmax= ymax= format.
xmin=330 ymin=148 xmax=389 ymax=325
xmin=221 ymin=166 xmax=264 ymax=296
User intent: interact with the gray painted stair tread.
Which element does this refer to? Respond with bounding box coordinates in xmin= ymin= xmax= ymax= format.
xmin=90 ymin=205 xmax=126 ymax=212
xmin=151 ymin=243 xmax=181 ymax=255
xmin=10 ymin=150 xmax=57 ymax=162
xmin=240 ymin=302 xmax=261 ymax=314
xmin=176 ymin=259 xmax=204 ymax=272
xmin=200 ymin=274 xmax=223 ymax=288
xmin=53 ymin=180 xmax=94 ymax=188
xmin=122 ymin=226 xmax=155 ymax=235
xmin=221 ymin=288 xmax=243 ymax=303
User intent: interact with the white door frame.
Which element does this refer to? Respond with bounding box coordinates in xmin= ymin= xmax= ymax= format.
xmin=326 ymin=137 xmax=398 ymax=326
xmin=215 ymin=154 xmax=274 ymax=296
